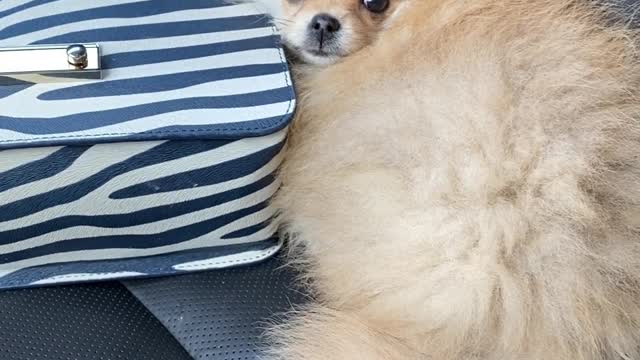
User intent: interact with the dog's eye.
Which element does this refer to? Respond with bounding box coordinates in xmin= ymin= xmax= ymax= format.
xmin=362 ymin=0 xmax=389 ymax=13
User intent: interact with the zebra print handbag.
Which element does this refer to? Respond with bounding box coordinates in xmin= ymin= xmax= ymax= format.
xmin=0 ymin=0 xmax=295 ymax=289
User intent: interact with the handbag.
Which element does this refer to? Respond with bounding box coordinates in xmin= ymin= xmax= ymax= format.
xmin=0 ymin=0 xmax=295 ymax=289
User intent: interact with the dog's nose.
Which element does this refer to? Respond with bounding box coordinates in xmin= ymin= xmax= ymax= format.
xmin=309 ymin=13 xmax=341 ymax=35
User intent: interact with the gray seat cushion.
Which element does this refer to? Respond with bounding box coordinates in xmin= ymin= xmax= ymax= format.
xmin=0 ymin=252 xmax=305 ymax=360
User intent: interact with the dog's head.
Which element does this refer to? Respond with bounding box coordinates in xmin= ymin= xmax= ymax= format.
xmin=279 ymin=0 xmax=406 ymax=65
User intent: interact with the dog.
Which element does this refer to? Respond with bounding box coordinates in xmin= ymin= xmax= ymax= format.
xmin=264 ymin=0 xmax=640 ymax=359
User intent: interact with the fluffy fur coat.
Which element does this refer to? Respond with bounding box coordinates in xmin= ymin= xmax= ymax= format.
xmin=262 ymin=1 xmax=640 ymax=359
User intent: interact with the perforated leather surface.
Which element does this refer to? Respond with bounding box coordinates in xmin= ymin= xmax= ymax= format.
xmin=124 ymin=253 xmax=307 ymax=360
xmin=0 ymin=282 xmax=193 ymax=360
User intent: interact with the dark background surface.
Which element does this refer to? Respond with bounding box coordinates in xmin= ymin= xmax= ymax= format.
xmin=0 ymin=253 xmax=307 ymax=360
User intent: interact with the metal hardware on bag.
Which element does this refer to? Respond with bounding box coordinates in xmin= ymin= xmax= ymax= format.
xmin=66 ymin=44 xmax=89 ymax=69
xmin=0 ymin=43 xmax=102 ymax=85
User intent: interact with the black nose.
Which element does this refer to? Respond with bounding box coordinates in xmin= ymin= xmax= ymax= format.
xmin=309 ymin=13 xmax=341 ymax=34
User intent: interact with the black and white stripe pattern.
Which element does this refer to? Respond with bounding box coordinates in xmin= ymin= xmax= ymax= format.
xmin=0 ymin=0 xmax=294 ymax=147
xmin=0 ymin=0 xmax=294 ymax=289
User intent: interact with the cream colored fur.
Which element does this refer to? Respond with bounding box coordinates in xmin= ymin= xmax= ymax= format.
xmin=266 ymin=1 xmax=640 ymax=359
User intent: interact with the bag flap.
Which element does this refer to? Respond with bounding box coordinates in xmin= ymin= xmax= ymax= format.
xmin=0 ymin=0 xmax=295 ymax=149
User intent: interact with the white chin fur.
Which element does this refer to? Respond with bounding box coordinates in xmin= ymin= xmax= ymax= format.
xmin=299 ymin=51 xmax=342 ymax=66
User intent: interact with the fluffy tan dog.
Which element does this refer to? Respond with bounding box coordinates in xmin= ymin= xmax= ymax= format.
xmin=267 ymin=0 xmax=640 ymax=359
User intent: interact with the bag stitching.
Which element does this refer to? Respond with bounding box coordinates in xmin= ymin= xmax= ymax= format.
xmin=0 ymin=244 xmax=280 ymax=286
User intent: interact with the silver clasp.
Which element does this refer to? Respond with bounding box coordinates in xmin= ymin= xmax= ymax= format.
xmin=0 ymin=43 xmax=102 ymax=85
